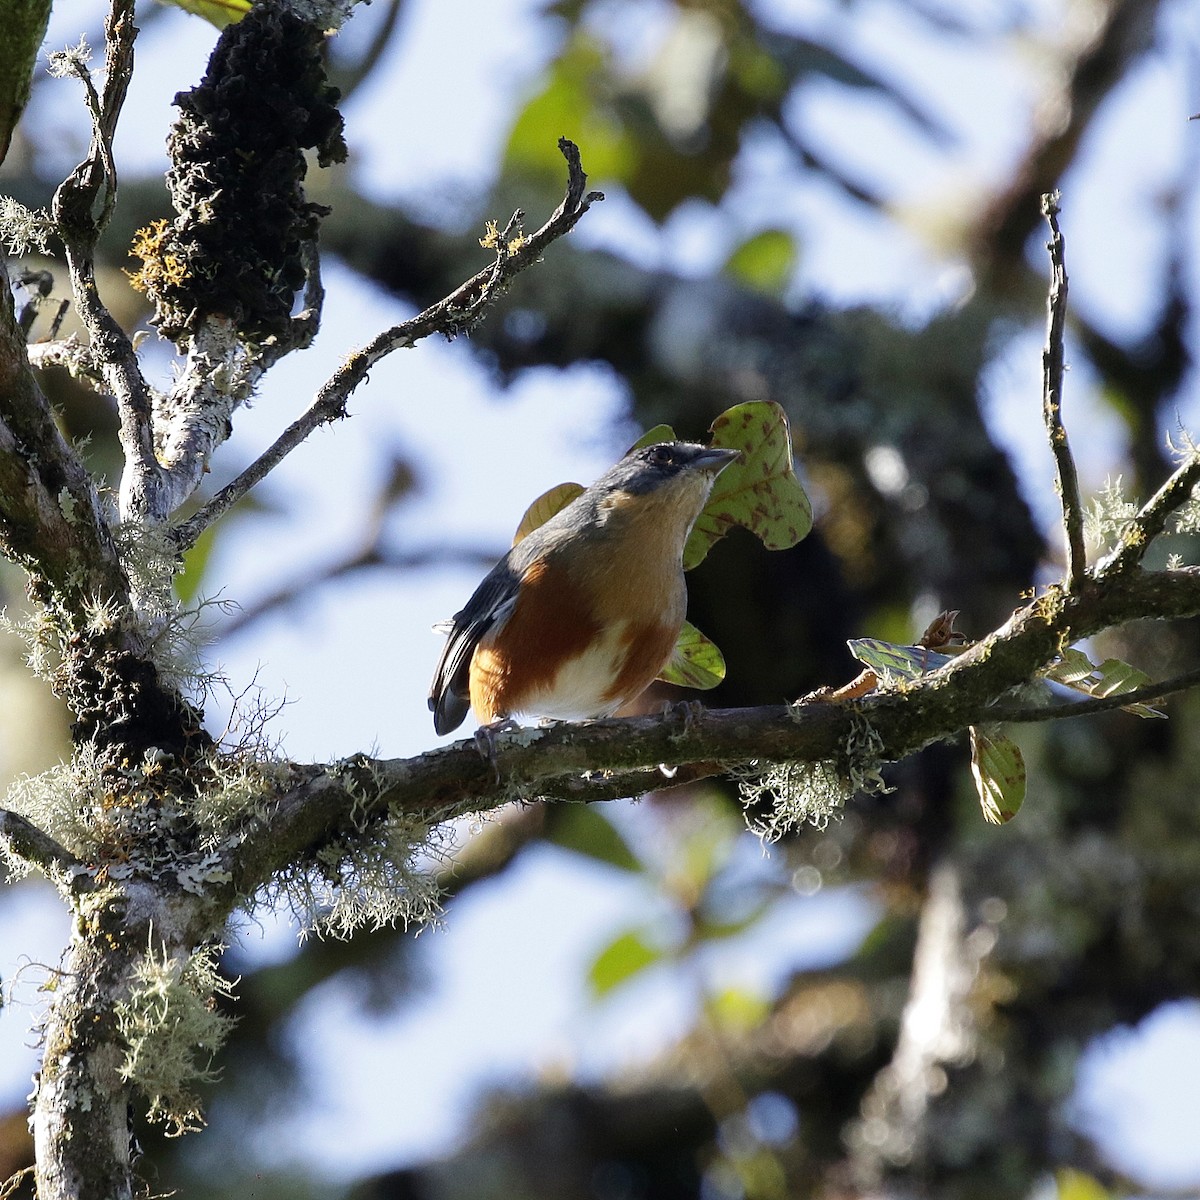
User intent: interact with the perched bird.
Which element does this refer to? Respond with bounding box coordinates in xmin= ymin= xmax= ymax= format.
xmin=429 ymin=441 xmax=740 ymax=735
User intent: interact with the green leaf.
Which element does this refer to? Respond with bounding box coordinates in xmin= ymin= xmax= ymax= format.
xmin=657 ymin=620 xmax=726 ymax=690
xmin=1055 ymin=1168 xmax=1112 ymax=1200
xmin=506 ymin=36 xmax=636 ymax=185
xmin=970 ymin=725 xmax=1025 ymax=824
xmin=512 ymin=481 xmax=585 ymax=545
xmin=1043 ymin=648 xmax=1164 ymax=718
xmin=628 ymin=424 xmax=677 ymax=451
xmin=704 ymin=986 xmax=770 ymax=1033
xmin=683 ymin=401 xmax=812 ymax=570
xmin=174 ymin=523 xmax=218 ymax=605
xmin=547 ymin=805 xmax=642 ymax=873
xmin=723 ymin=229 xmax=797 ymax=297
xmin=847 ymin=638 xmax=952 ymax=680
xmin=588 ymin=928 xmax=664 ymax=997
xmin=163 ymin=0 xmax=252 ymax=27
xmin=692 ymin=900 xmax=771 ymax=942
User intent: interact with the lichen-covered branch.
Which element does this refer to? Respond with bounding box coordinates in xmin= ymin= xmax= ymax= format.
xmin=0 ymin=256 xmax=130 ymax=619
xmin=213 ymin=565 xmax=1200 ymax=903
xmin=171 ymin=137 xmax=604 ymax=552
xmin=1096 ymin=443 xmax=1200 ymax=577
xmin=0 ymin=808 xmax=84 ymax=878
xmin=50 ymin=0 xmax=162 ymax=523
xmin=0 ymin=0 xmax=51 ymax=164
xmin=1040 ymin=191 xmax=1087 ymax=591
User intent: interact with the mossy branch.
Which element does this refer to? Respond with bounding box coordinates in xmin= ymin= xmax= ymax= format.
xmin=213 ymin=565 xmax=1200 ymax=902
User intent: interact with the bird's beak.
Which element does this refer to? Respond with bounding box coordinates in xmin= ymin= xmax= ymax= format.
xmin=689 ymin=447 xmax=741 ymax=474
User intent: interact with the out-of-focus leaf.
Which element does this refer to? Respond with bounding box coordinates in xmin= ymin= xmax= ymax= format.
xmin=588 ymin=928 xmax=663 ymax=997
xmin=512 ymin=481 xmax=584 ymax=545
xmin=547 ymin=805 xmax=642 ymax=873
xmin=692 ymin=899 xmax=771 ymax=943
xmin=704 ymin=986 xmax=770 ymax=1033
xmin=506 ymin=36 xmax=636 ymax=185
xmin=724 ymin=229 xmax=797 ymax=297
xmin=1055 ymin=1168 xmax=1112 ymax=1200
xmin=683 ymin=401 xmax=812 ymax=570
xmin=161 ymin=0 xmax=252 ymax=28
xmin=657 ymin=620 xmax=725 ymax=690
xmin=847 ymin=638 xmax=953 ymax=680
xmin=970 ymin=725 xmax=1025 ymax=824
xmin=763 ymin=32 xmax=948 ymax=142
xmin=175 ymin=522 xmax=218 ymax=605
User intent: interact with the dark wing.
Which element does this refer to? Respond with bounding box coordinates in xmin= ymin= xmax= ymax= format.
xmin=428 ymin=556 xmax=521 ymax=735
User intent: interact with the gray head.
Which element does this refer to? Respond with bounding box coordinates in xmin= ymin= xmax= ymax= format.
xmin=590 ymin=441 xmax=741 ymax=497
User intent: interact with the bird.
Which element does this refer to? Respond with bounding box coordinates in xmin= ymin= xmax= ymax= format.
xmin=428 ymin=441 xmax=740 ymax=736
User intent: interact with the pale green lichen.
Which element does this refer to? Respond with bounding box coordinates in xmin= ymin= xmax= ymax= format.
xmin=739 ymin=717 xmax=888 ymax=842
xmin=0 ymin=197 xmax=54 ymax=254
xmin=1083 ymin=477 xmax=1139 ymax=552
xmin=116 ymin=940 xmax=235 ymax=1137
xmin=277 ymin=806 xmax=451 ymax=940
xmin=1 ymin=745 xmax=109 ymax=864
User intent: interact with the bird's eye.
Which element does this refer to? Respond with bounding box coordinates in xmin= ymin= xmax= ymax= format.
xmin=647 ymin=445 xmax=674 ymax=466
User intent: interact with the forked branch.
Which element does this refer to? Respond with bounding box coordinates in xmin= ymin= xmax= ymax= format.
xmin=171 ymin=138 xmax=603 ymax=553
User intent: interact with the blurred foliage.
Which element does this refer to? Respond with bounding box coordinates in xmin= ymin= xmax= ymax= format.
xmin=3 ymin=0 xmax=1199 ymax=1197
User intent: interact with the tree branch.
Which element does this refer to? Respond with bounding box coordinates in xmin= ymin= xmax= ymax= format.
xmin=170 ymin=137 xmax=603 ymax=553
xmin=1040 ymin=191 xmax=1087 ymax=591
xmin=49 ymin=0 xmax=162 ymax=523
xmin=214 ymin=566 xmax=1200 ymax=901
xmin=1096 ymin=441 xmax=1200 ymax=577
xmin=0 ymin=256 xmax=129 ymax=615
xmin=0 ymin=809 xmax=86 ymax=880
xmin=986 ymin=663 xmax=1200 ymax=724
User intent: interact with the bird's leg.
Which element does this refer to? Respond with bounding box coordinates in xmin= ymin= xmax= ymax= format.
xmin=474 ymin=718 xmax=520 ymax=784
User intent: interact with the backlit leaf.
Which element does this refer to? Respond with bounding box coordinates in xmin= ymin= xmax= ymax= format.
xmin=704 ymin=986 xmax=770 ymax=1033
xmin=512 ymin=481 xmax=584 ymax=545
xmin=970 ymin=725 xmax=1025 ymax=824
xmin=657 ymin=620 xmax=726 ymax=690
xmin=724 ymin=229 xmax=797 ymax=296
xmin=847 ymin=638 xmax=953 ymax=681
xmin=547 ymin=805 xmax=642 ymax=873
xmin=1055 ymin=1169 xmax=1112 ymax=1200
xmin=163 ymin=0 xmax=252 ymax=28
xmin=1043 ymin=648 xmax=1163 ymax=718
xmin=588 ymin=928 xmax=663 ymax=997
xmin=628 ymin=424 xmax=677 ymax=451
xmin=683 ymin=401 xmax=812 ymax=570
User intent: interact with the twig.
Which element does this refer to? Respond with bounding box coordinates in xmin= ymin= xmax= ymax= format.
xmin=1096 ymin=439 xmax=1200 ymax=578
xmin=985 ymin=663 xmax=1200 ymax=724
xmin=0 ymin=809 xmax=90 ymax=885
xmin=1040 ymin=192 xmax=1087 ymax=591
xmin=216 ymin=543 xmax=500 ymax=640
xmin=51 ymin=0 xmax=161 ymax=522
xmin=171 ymin=138 xmax=603 ymax=553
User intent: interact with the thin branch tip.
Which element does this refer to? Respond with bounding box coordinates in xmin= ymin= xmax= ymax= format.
xmin=1040 ymin=191 xmax=1087 ymax=591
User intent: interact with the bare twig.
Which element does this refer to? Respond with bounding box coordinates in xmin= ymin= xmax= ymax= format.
xmin=1040 ymin=192 xmax=1087 ymax=591
xmin=171 ymin=138 xmax=603 ymax=553
xmin=216 ymin=543 xmax=499 ymax=640
xmin=986 ymin=663 xmax=1200 ymax=724
xmin=1096 ymin=439 xmax=1200 ymax=578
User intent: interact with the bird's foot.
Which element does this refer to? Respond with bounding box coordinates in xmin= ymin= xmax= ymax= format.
xmin=474 ymin=718 xmax=520 ymax=784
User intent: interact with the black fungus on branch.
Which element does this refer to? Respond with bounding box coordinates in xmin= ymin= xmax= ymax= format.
xmin=131 ymin=4 xmax=346 ymax=344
